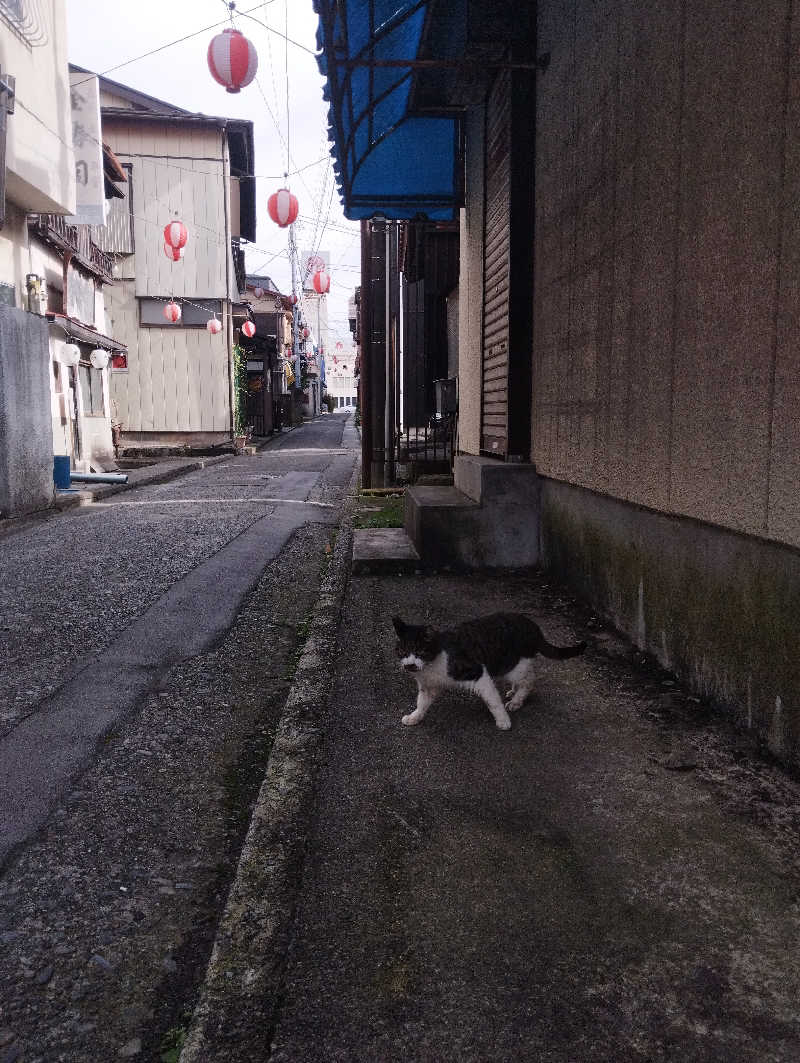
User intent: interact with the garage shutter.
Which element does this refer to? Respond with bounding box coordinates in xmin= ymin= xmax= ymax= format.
xmin=481 ymin=68 xmax=511 ymax=457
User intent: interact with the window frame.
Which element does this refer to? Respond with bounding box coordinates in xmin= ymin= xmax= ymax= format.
xmin=138 ymin=297 xmax=224 ymax=329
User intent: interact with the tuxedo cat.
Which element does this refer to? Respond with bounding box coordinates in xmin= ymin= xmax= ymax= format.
xmin=392 ymin=613 xmax=586 ymax=730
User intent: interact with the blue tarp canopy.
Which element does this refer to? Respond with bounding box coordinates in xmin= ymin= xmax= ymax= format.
xmin=313 ymin=0 xmax=462 ymax=221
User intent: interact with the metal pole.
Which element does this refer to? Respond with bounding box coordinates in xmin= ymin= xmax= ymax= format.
xmin=384 ymin=223 xmax=393 ymax=484
xmin=290 ymin=222 xmax=300 ymax=393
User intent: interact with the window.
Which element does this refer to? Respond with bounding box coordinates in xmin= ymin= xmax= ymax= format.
xmin=1 ymin=0 xmax=48 ymax=46
xmin=139 ymin=298 xmax=223 ymax=328
xmin=78 ymin=363 xmax=105 ymax=416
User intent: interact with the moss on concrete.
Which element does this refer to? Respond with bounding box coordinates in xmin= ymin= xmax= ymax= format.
xmin=541 ymin=484 xmax=800 ymax=767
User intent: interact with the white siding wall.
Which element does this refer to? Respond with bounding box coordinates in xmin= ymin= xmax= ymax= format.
xmin=102 ymin=114 xmax=233 ymax=435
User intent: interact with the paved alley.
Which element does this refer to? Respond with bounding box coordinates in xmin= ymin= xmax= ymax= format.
xmin=0 ymin=413 xmax=357 ymax=1061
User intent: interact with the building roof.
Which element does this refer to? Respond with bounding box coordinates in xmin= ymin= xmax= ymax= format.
xmin=70 ymin=65 xmax=257 ymax=241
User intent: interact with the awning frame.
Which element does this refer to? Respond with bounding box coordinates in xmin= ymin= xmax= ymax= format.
xmin=315 ymin=0 xmax=464 ymax=220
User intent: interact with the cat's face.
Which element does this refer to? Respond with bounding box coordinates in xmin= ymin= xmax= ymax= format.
xmin=392 ymin=617 xmax=440 ymax=673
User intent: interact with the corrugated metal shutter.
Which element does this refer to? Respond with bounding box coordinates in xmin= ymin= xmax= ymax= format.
xmin=481 ymin=69 xmax=511 ymax=457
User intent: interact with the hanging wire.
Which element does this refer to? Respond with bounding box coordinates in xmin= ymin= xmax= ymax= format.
xmin=69 ymin=0 xmax=314 ymax=90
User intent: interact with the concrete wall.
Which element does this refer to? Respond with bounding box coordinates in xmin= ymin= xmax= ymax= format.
xmin=0 ymin=308 xmax=54 ymax=516
xmin=533 ymin=0 xmax=800 ymax=550
xmin=528 ymin=0 xmax=800 ymax=764
xmin=457 ymin=103 xmax=485 ymax=456
xmin=540 ymin=478 xmax=800 ymax=765
xmin=0 ymin=0 xmax=76 ymax=215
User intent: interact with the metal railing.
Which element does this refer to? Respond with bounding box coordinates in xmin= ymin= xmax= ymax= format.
xmin=29 ymin=214 xmax=114 ymax=282
xmin=231 ymin=238 xmax=247 ymax=296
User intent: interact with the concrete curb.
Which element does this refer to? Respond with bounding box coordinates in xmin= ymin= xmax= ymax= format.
xmin=179 ymin=460 xmax=359 ymax=1063
xmin=0 ymin=428 xmax=297 ymax=538
xmin=52 ymin=455 xmax=232 ymax=511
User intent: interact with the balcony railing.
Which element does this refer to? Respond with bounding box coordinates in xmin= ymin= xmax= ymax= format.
xmin=232 ymin=238 xmax=247 ymax=296
xmin=28 ymin=214 xmax=114 ymax=282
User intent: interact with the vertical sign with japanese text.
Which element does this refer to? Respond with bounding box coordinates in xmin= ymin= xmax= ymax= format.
xmin=66 ymin=72 xmax=104 ymax=226
xmin=300 ymin=250 xmax=330 ymax=287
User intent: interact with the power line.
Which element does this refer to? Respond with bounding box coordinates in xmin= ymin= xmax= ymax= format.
xmin=71 ymin=0 xmax=315 ymax=90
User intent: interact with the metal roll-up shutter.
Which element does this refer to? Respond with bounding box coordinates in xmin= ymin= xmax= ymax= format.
xmin=481 ymin=68 xmax=511 ymax=457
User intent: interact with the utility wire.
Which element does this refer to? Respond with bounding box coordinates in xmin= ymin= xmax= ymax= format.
xmin=70 ymin=0 xmax=315 ymax=90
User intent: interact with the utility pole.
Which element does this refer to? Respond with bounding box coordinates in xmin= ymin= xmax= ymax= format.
xmin=289 ymin=222 xmax=300 ymax=393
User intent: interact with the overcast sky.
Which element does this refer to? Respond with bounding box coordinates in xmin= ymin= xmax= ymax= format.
xmin=66 ymin=0 xmax=360 ymax=346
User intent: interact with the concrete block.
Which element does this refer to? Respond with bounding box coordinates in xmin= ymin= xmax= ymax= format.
xmin=352 ymin=529 xmax=420 ymax=575
xmin=405 ymin=481 xmax=540 ymax=568
xmin=0 ymin=309 xmax=53 ymax=518
xmin=454 ymin=454 xmax=541 ymax=507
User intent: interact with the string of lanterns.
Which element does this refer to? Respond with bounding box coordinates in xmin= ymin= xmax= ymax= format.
xmin=148 ymin=28 xmax=336 ymax=364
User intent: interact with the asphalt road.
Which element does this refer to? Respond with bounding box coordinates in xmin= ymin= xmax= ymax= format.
xmin=0 ymin=412 xmax=358 ymax=869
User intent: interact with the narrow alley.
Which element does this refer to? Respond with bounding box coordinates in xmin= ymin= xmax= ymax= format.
xmin=0 ymin=413 xmax=358 ymax=1060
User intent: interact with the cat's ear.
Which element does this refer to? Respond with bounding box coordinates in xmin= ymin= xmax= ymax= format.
xmin=391 ymin=616 xmax=406 ymax=635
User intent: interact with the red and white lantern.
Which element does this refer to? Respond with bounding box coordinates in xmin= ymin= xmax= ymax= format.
xmin=267 ymin=188 xmax=299 ymax=228
xmin=207 ymin=315 xmax=223 ymax=335
xmin=164 ymin=300 xmax=181 ymax=323
xmin=253 ymin=286 xmax=265 ymax=300
xmin=312 ymin=268 xmax=331 ymax=295
xmin=241 ymin=320 xmax=256 ymax=339
xmin=164 ymin=243 xmax=184 ymax=262
xmin=207 ymin=28 xmax=258 ymax=94
xmin=288 ymin=293 xmax=298 ymax=306
xmin=336 ymin=341 xmax=343 ymax=350
xmin=163 ymin=220 xmax=187 ymax=251
xmin=302 ymin=326 xmax=310 ymax=340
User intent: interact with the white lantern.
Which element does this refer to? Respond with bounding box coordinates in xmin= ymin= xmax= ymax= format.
xmin=61 ymin=343 xmax=81 ymax=367
xmin=90 ymin=348 xmax=109 ymax=370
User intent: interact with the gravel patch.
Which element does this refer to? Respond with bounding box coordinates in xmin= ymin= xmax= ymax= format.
xmin=0 ymin=471 xmax=285 ymax=737
xmin=0 ymin=522 xmax=335 ymax=1063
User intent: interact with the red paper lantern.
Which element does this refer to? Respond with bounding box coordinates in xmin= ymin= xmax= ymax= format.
xmin=288 ymin=293 xmax=298 ymax=306
xmin=312 ymin=268 xmax=331 ymax=294
xmin=241 ymin=320 xmax=256 ymax=338
xmin=163 ymin=220 xmax=187 ymax=250
xmin=267 ymin=188 xmax=299 ymax=228
xmin=207 ymin=28 xmax=258 ymax=94
xmin=164 ymin=242 xmax=184 ymax=262
xmin=302 ymin=327 xmax=310 ymax=340
xmin=207 ymin=316 xmax=223 ymax=335
xmin=253 ymin=286 xmax=265 ymax=300
xmin=164 ymin=301 xmax=181 ymax=323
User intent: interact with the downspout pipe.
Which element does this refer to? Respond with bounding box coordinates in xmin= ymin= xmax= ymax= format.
xmin=69 ymin=471 xmax=129 ymax=485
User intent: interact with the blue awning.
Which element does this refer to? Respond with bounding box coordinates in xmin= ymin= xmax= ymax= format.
xmin=313 ymin=0 xmax=462 ymax=221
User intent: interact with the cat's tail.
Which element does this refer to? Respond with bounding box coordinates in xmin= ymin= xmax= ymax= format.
xmin=539 ymin=636 xmax=586 ymax=660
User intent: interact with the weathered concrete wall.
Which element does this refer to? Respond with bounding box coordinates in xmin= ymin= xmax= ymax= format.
xmin=0 ymin=309 xmax=54 ymax=517
xmin=540 ymin=479 xmax=800 ymax=766
xmin=533 ymin=0 xmax=800 ymax=550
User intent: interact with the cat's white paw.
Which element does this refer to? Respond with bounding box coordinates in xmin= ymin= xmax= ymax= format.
xmin=495 ymin=716 xmax=512 ymax=730
xmin=401 ymin=713 xmax=419 ymax=726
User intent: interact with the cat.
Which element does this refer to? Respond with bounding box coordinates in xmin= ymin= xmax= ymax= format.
xmin=392 ymin=613 xmax=586 ymax=730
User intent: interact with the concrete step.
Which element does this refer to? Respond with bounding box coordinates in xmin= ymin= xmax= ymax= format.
xmin=352 ymin=528 xmax=420 ymax=575
xmin=404 ymin=485 xmax=481 ymax=567
xmin=405 ymin=460 xmax=541 ymax=568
